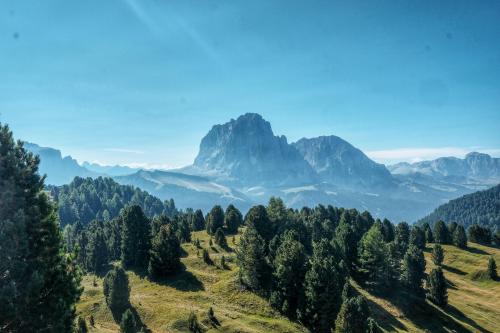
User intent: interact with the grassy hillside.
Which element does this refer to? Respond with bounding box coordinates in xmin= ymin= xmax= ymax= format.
xmin=77 ymin=231 xmax=499 ymax=333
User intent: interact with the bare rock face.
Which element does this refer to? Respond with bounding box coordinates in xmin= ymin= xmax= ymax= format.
xmin=193 ymin=113 xmax=317 ymax=186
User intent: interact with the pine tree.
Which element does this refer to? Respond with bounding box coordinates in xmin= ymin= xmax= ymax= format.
xmin=148 ymin=225 xmax=181 ymax=278
xmin=190 ymin=209 xmax=205 ymax=231
xmin=400 ymin=245 xmax=426 ymax=296
xmin=381 ymin=218 xmax=395 ymax=242
xmin=409 ymin=226 xmax=426 ymax=250
xmin=427 ymin=267 xmax=448 ymax=307
xmin=394 ymin=222 xmax=410 ymax=257
xmin=423 ymin=223 xmax=434 ymax=243
xmin=206 ymin=205 xmax=224 ymax=235
xmin=86 ymin=228 xmax=109 ymax=273
xmin=214 ymin=227 xmax=228 ymax=248
xmin=245 ymin=205 xmax=274 ymax=242
xmin=269 ymin=232 xmax=307 ymax=319
xmin=77 ymin=317 xmax=88 ymax=333
xmin=224 ymin=204 xmax=243 ymax=234
xmin=434 ymin=220 xmax=450 ymax=244
xmin=432 ymin=244 xmax=444 ymax=267
xmin=334 ymin=296 xmax=370 ymax=333
xmin=300 ymin=240 xmax=345 ymax=333
xmin=236 ymin=226 xmax=270 ymax=291
xmin=487 ymin=257 xmax=497 ymax=280
xmin=453 ymin=225 xmax=467 ymax=249
xmin=103 ymin=267 xmax=130 ymax=317
xmin=121 ymin=205 xmax=151 ymax=270
xmin=0 ymin=124 xmax=82 ymax=332
xmin=448 ymin=222 xmax=458 ymax=235
xmin=358 ymin=224 xmax=390 ymax=287
xmin=120 ymin=309 xmax=136 ymax=333
xmin=334 ymin=217 xmax=358 ymax=273
xmin=202 ymin=249 xmax=213 ymax=265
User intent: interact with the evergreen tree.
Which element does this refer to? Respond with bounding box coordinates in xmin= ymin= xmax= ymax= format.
xmin=224 ymin=204 xmax=243 ymax=234
xmin=453 ymin=225 xmax=467 ymax=249
xmin=77 ymin=317 xmax=88 ymax=333
xmin=86 ymin=228 xmax=109 ymax=273
xmin=245 ymin=205 xmax=274 ymax=242
xmin=394 ymin=222 xmax=410 ymax=257
xmin=334 ymin=217 xmax=358 ymax=272
xmin=423 ymin=223 xmax=434 ymax=243
xmin=432 ymin=244 xmax=444 ymax=267
xmin=358 ymin=224 xmax=390 ymax=287
xmin=148 ymin=225 xmax=181 ymax=278
xmin=214 ymin=227 xmax=228 ymax=248
xmin=120 ymin=309 xmax=136 ymax=333
xmin=468 ymin=224 xmax=492 ymax=245
xmin=190 ymin=209 xmax=205 ymax=231
xmin=487 ymin=257 xmax=497 ymax=280
xmin=300 ymin=240 xmax=345 ymax=332
xmin=334 ymin=296 xmax=370 ymax=333
xmin=270 ymin=232 xmax=307 ymax=319
xmin=0 ymin=124 xmax=82 ymax=332
xmin=426 ymin=267 xmax=448 ymax=307
xmin=202 ymin=249 xmax=213 ymax=265
xmin=237 ymin=226 xmax=270 ymax=291
xmin=103 ymin=267 xmax=130 ymax=317
xmin=400 ymin=245 xmax=426 ymax=295
xmin=206 ymin=205 xmax=224 ymax=235
xmin=433 ymin=220 xmax=450 ymax=244
xmin=121 ymin=205 xmax=151 ymax=270
xmin=409 ymin=226 xmax=426 ymax=250
xmin=381 ymin=218 xmax=395 ymax=242
xmin=448 ymin=222 xmax=458 ymax=236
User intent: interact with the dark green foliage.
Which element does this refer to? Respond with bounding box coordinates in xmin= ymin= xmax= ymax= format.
xmin=418 ymin=184 xmax=500 ymax=230
xmin=409 ymin=226 xmax=426 ymax=250
xmin=453 ymin=225 xmax=467 ymax=249
xmin=269 ymin=231 xmax=307 ymax=319
xmin=394 ymin=222 xmax=410 ymax=256
xmin=358 ymin=224 xmax=392 ymax=288
xmin=487 ymin=257 xmax=497 ymax=279
xmin=334 ymin=215 xmax=358 ymax=272
xmin=187 ymin=311 xmax=202 ymax=333
xmin=381 ymin=218 xmax=395 ymax=242
xmin=433 ymin=220 xmax=450 ymax=244
xmin=86 ymin=228 xmax=109 ymax=273
xmin=300 ymin=240 xmax=346 ymax=333
xmin=202 ymin=249 xmax=213 ymax=265
xmin=237 ymin=226 xmax=270 ymax=291
xmin=334 ymin=295 xmax=371 ymax=333
xmin=432 ymin=244 xmax=444 ymax=267
xmin=224 ymin=204 xmax=243 ymax=233
xmin=245 ymin=205 xmax=274 ymax=242
xmin=448 ymin=222 xmax=458 ymax=235
xmin=400 ymin=245 xmax=426 ymax=295
xmin=468 ymin=224 xmax=492 ymax=245
xmin=0 ymin=124 xmax=82 ymax=332
xmin=427 ymin=267 xmax=448 ymax=307
xmin=148 ymin=225 xmax=181 ymax=278
xmin=206 ymin=205 xmax=224 ymax=235
xmin=214 ymin=227 xmax=228 ymax=248
xmin=77 ymin=317 xmax=88 ymax=333
xmin=341 ymin=282 xmax=355 ymax=302
xmin=50 ymin=176 xmax=177 ymax=227
xmin=423 ymin=223 xmax=434 ymax=243
xmin=120 ymin=309 xmax=136 ymax=333
xmin=493 ymin=231 xmax=500 ymax=247
xmin=121 ymin=205 xmax=151 ymax=270
xmin=190 ymin=209 xmax=205 ymax=231
xmin=103 ymin=267 xmax=130 ymax=317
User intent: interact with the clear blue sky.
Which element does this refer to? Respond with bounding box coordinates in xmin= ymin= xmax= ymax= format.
xmin=1 ymin=0 xmax=499 ymax=168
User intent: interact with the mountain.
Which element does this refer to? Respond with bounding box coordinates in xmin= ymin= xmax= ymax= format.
xmin=50 ymin=176 xmax=177 ymax=227
xmin=417 ymin=184 xmax=500 ymax=230
xmin=293 ymin=135 xmax=395 ymax=189
xmin=389 ymin=152 xmax=500 ymax=183
xmin=189 ymin=113 xmax=317 ymax=186
xmin=82 ymin=161 xmax=141 ymax=176
xmin=25 ymin=142 xmax=99 ymax=185
xmin=114 ymin=169 xmax=252 ymax=213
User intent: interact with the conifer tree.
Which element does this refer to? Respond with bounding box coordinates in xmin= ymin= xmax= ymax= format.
xmin=334 ymin=217 xmax=358 ymax=272
xmin=487 ymin=257 xmax=497 ymax=280
xmin=206 ymin=205 xmax=224 ymax=235
xmin=400 ymin=245 xmax=426 ymax=295
xmin=0 ymin=124 xmax=82 ymax=332
xmin=86 ymin=228 xmax=109 ymax=273
xmin=432 ymin=244 xmax=444 ymax=267
xmin=394 ymin=222 xmax=410 ymax=257
xmin=245 ymin=205 xmax=274 ymax=242
xmin=334 ymin=296 xmax=370 ymax=333
xmin=190 ymin=209 xmax=206 ymax=231
xmin=409 ymin=226 xmax=426 ymax=250
xmin=237 ymin=226 xmax=270 ymax=291
xmin=381 ymin=218 xmax=395 ymax=242
xmin=103 ymin=267 xmax=130 ymax=317
xmin=148 ymin=225 xmax=181 ymax=278
xmin=202 ymin=249 xmax=212 ymax=265
xmin=423 ymin=223 xmax=434 ymax=243
xmin=358 ymin=224 xmax=389 ymax=287
xmin=453 ymin=225 xmax=467 ymax=249
xmin=77 ymin=317 xmax=88 ymax=333
xmin=448 ymin=222 xmax=458 ymax=236
xmin=433 ymin=220 xmax=450 ymax=244
xmin=214 ymin=227 xmax=228 ymax=248
xmin=121 ymin=205 xmax=151 ymax=270
xmin=120 ymin=309 xmax=136 ymax=333
xmin=224 ymin=204 xmax=243 ymax=233
xmin=427 ymin=267 xmax=448 ymax=307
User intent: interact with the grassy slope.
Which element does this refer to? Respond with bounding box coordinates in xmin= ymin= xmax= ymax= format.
xmin=77 ymin=232 xmax=500 ymax=333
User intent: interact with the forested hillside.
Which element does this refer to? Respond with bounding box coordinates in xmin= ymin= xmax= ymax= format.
xmin=418 ymin=184 xmax=500 ymax=230
xmin=49 ymin=177 xmax=177 ymax=227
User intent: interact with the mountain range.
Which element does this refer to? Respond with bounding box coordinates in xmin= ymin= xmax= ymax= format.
xmin=25 ymin=113 xmax=500 ymax=222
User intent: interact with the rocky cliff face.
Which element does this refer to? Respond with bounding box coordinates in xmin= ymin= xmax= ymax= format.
xmin=193 ymin=113 xmax=317 ymax=186
xmin=293 ymin=135 xmax=394 ymax=189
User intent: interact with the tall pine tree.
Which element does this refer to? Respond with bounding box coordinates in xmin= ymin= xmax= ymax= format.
xmin=120 ymin=205 xmax=151 ymax=270
xmin=148 ymin=225 xmax=181 ymax=278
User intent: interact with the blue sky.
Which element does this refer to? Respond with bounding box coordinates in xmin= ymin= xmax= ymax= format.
xmin=1 ymin=0 xmax=499 ymax=168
